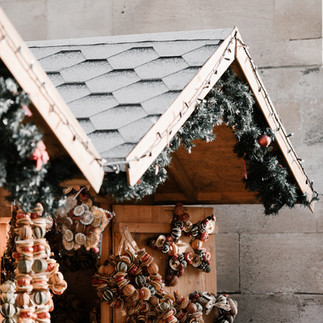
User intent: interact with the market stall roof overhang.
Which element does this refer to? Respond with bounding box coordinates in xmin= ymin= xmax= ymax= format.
xmin=0 ymin=7 xmax=104 ymax=193
xmin=27 ymin=27 xmax=315 ymax=208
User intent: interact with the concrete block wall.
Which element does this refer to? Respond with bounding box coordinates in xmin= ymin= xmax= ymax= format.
xmin=0 ymin=0 xmax=322 ymax=321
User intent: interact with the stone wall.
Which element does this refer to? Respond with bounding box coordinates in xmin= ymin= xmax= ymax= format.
xmin=1 ymin=0 xmax=322 ymax=321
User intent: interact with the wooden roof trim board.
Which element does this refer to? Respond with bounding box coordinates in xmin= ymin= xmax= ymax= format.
xmin=126 ymin=27 xmax=237 ymax=186
xmin=0 ymin=8 xmax=104 ymax=192
xmin=234 ymin=31 xmax=315 ymax=211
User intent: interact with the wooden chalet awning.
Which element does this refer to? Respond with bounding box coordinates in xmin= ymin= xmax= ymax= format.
xmin=27 ymin=26 xmax=315 ymax=210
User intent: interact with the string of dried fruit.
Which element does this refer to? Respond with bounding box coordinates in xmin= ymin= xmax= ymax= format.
xmin=0 ymin=281 xmax=17 ymax=322
xmin=93 ymin=248 xmax=181 ymax=322
xmin=147 ymin=203 xmax=216 ymax=286
xmin=56 ymin=186 xmax=114 ymax=254
xmin=12 ymin=204 xmax=67 ymax=322
xmin=93 ymin=249 xmax=238 ymax=322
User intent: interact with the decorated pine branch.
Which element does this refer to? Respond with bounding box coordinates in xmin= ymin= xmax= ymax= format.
xmin=0 ymin=76 xmax=77 ymax=216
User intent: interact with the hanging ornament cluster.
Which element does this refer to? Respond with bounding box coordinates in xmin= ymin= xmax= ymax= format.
xmin=147 ymin=203 xmax=216 ymax=286
xmin=56 ymin=186 xmax=114 ymax=253
xmin=188 ymin=291 xmax=238 ymax=322
xmin=7 ymin=204 xmax=67 ymax=322
xmin=93 ymin=248 xmax=238 ymax=322
xmin=93 ymin=248 xmax=213 ymax=323
xmin=0 ymin=281 xmax=17 ymax=321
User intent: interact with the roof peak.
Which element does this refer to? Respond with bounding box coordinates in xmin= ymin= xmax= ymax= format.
xmin=27 ymin=28 xmax=233 ymax=47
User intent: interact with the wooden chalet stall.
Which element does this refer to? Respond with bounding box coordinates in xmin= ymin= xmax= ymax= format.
xmin=0 ymin=6 xmax=316 ymax=323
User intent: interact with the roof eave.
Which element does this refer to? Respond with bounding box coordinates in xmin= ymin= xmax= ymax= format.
xmin=234 ymin=30 xmax=315 ymax=212
xmin=0 ymin=8 xmax=104 ymax=193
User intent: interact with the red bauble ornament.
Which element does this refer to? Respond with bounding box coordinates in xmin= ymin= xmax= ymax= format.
xmin=258 ymin=135 xmax=271 ymax=147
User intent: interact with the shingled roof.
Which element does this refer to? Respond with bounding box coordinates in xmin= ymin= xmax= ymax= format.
xmin=28 ymin=28 xmax=315 ymax=207
xmin=28 ymin=29 xmax=231 ymax=171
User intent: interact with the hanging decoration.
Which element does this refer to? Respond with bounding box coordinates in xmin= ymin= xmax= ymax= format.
xmin=100 ymin=69 xmax=317 ymax=214
xmin=147 ymin=203 xmax=216 ymax=286
xmin=0 ymin=203 xmax=67 ymax=323
xmin=93 ymin=228 xmax=237 ymax=322
xmin=56 ymin=186 xmax=114 ymax=253
xmin=0 ymin=281 xmax=17 ymax=321
xmin=0 ymin=76 xmax=80 ymax=216
xmin=188 ymin=291 xmax=238 ymax=322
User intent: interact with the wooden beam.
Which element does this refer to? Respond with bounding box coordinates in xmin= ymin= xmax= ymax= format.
xmin=168 ymin=155 xmax=197 ymax=201
xmin=234 ymin=31 xmax=315 ymax=212
xmin=154 ymin=192 xmax=188 ymax=202
xmin=126 ymin=27 xmax=238 ymax=186
xmin=0 ymin=8 xmax=104 ymax=193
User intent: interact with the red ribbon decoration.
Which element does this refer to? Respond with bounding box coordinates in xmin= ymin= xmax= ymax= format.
xmin=31 ymin=141 xmax=50 ymax=171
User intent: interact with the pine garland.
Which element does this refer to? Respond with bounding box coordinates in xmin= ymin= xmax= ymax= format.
xmin=101 ymin=70 xmax=315 ymax=214
xmin=0 ymin=76 xmax=78 ymax=215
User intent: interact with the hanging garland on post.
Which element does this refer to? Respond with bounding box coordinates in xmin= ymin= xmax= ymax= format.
xmin=100 ymin=70 xmax=317 ymax=214
xmin=0 ymin=76 xmax=79 ymax=216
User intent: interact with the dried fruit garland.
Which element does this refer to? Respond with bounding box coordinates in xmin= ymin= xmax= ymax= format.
xmin=147 ymin=203 xmax=216 ymax=286
xmin=93 ymin=248 xmax=238 ymax=322
xmin=56 ymin=186 xmax=114 ymax=254
xmin=0 ymin=204 xmax=67 ymax=322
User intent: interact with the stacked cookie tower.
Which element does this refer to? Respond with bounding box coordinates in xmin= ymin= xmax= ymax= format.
xmin=13 ymin=204 xmax=67 ymax=322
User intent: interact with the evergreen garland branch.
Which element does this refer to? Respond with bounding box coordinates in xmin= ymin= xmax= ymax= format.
xmin=0 ymin=76 xmax=77 ymax=216
xmin=101 ymin=70 xmax=315 ymax=214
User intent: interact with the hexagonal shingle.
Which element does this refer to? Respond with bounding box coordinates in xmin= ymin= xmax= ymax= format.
xmin=108 ymin=47 xmax=158 ymax=69
xmin=60 ymin=60 xmax=112 ymax=82
xmin=152 ymin=40 xmax=214 ymax=57
xmin=101 ymin=143 xmax=136 ymax=159
xmin=86 ymin=70 xmax=139 ymax=93
xmin=113 ymin=81 xmax=168 ymax=104
xmin=30 ymin=46 xmax=63 ymax=60
xmin=141 ymin=91 xmax=180 ymax=115
xmin=78 ymin=119 xmax=96 ymax=134
xmin=56 ymin=84 xmax=90 ymax=103
xmin=182 ymin=44 xmax=219 ymax=66
xmin=162 ymin=67 xmax=199 ymax=91
xmin=119 ymin=115 xmax=160 ymax=143
xmin=135 ymin=57 xmax=188 ymax=80
xmin=90 ymin=105 xmax=147 ymax=131
xmin=68 ymin=94 xmax=118 ymax=118
xmin=88 ymin=131 xmax=125 ymax=154
xmin=80 ymin=43 xmax=131 ymax=59
xmin=38 ymin=51 xmax=85 ymax=72
xmin=47 ymin=73 xmax=65 ymax=87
